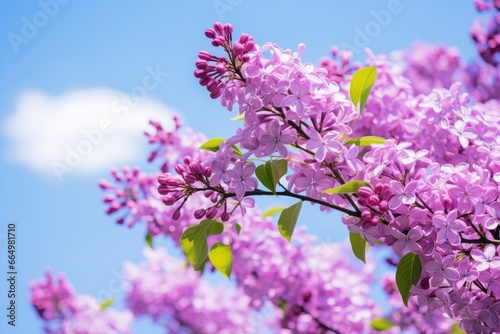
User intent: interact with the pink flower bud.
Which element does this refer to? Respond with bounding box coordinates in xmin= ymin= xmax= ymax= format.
xmin=172 ymin=209 xmax=181 ymax=221
xmin=206 ymin=207 xmax=219 ymax=220
xmin=204 ymin=28 xmax=216 ymax=39
xmin=213 ymin=22 xmax=223 ymax=35
xmin=367 ymin=195 xmax=380 ymax=206
xmin=221 ymin=211 xmax=231 ymax=222
xmin=194 ymin=209 xmax=206 ymax=220
xmin=358 ymin=186 xmax=373 ymax=199
xmin=162 ymin=195 xmax=176 ymax=206
xmin=98 ymin=179 xmax=114 ymax=190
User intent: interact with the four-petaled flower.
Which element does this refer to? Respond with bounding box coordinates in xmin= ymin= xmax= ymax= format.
xmin=471 ymin=244 xmax=500 ymax=271
xmin=432 ymin=210 xmax=466 ymax=246
xmin=227 ymin=162 xmax=258 ymax=199
xmin=259 ymin=120 xmax=296 ymax=157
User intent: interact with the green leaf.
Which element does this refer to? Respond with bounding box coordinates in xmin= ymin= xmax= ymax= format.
xmin=255 ymin=159 xmax=288 ymax=194
xmin=262 ymin=206 xmax=285 ymax=218
xmin=449 ymin=323 xmax=466 ymax=334
xmin=234 ymin=223 xmax=241 ymax=235
xmin=200 ymin=138 xmax=225 ymax=153
xmin=99 ymin=298 xmax=114 ymax=310
xmin=180 ymin=220 xmax=224 ymax=270
xmin=323 ymin=180 xmax=371 ymax=194
xmin=371 ymin=318 xmax=395 ymax=331
xmin=199 ymin=138 xmax=243 ymax=156
xmin=231 ymin=145 xmax=243 ymax=156
xmin=145 ymin=233 xmax=153 ymax=248
xmin=208 ymin=242 xmax=233 ymax=278
xmin=231 ymin=112 xmax=245 ymax=121
xmin=345 ymin=136 xmax=386 ymax=146
xmin=277 ymin=201 xmax=302 ymax=242
xmin=278 ymin=300 xmax=288 ymax=313
xmin=349 ymin=232 xmax=366 ymax=263
xmin=395 ymin=252 xmax=422 ymax=306
xmin=350 ymin=66 xmax=378 ymax=113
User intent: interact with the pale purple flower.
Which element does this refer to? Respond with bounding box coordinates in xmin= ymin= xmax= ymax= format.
xmin=471 ymin=244 xmax=500 ymax=271
xmin=425 ymin=255 xmax=460 ymax=287
xmin=305 ymin=130 xmax=342 ymax=162
xmin=388 ymin=180 xmax=418 ymax=210
xmin=448 ymin=175 xmax=483 ymax=212
xmin=227 ymin=162 xmax=258 ymax=199
xmin=260 ymin=78 xmax=288 ymax=106
xmin=455 ymin=257 xmax=479 ymax=288
xmin=282 ymin=79 xmax=312 ymax=117
xmin=389 ymin=226 xmax=423 ymax=254
xmin=210 ymin=156 xmax=231 ymax=186
xmin=485 ymin=202 xmax=500 ymax=229
xmin=432 ymin=210 xmax=465 ymax=246
xmin=259 ymin=120 xmax=296 ymax=157
xmin=294 ymin=168 xmax=332 ymax=198
xmin=448 ymin=120 xmax=477 ymax=148
xmin=478 ymin=270 xmax=500 ymax=296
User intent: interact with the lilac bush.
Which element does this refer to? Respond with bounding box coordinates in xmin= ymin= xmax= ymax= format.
xmin=30 ymin=3 xmax=500 ymax=333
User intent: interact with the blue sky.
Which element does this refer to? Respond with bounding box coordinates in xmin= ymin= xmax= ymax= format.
xmin=0 ymin=1 xmax=481 ymax=333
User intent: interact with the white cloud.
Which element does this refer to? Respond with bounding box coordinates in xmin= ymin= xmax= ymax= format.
xmin=2 ymin=88 xmax=175 ymax=181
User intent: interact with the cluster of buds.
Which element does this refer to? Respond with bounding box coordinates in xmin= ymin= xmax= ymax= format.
xmin=194 ymin=22 xmax=255 ymax=98
xmin=357 ymin=184 xmax=391 ymax=228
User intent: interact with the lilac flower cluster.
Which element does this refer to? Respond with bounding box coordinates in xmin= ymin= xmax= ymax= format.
xmin=381 ymin=274 xmax=456 ymax=334
xmin=30 ymin=271 xmax=133 ymax=334
xmin=471 ymin=0 xmax=500 ymax=65
xmin=124 ymin=247 xmax=264 ymax=333
xmin=179 ymin=22 xmax=500 ymax=332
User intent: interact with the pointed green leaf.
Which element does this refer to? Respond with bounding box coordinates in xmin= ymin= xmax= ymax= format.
xmin=323 ymin=180 xmax=371 ymax=194
xmin=271 ymin=159 xmax=288 ymax=183
xmin=255 ymin=164 xmax=274 ymax=192
xmin=450 ymin=323 xmax=466 ymax=334
xmin=145 ymin=233 xmax=154 ymax=248
xmin=350 ymin=66 xmax=377 ymax=113
xmin=200 ymin=138 xmax=225 ymax=152
xmin=371 ymin=318 xmax=395 ymax=331
xmin=180 ymin=220 xmax=223 ymax=270
xmin=234 ymin=223 xmax=241 ymax=235
xmin=277 ymin=201 xmax=302 ymax=242
xmin=278 ymin=300 xmax=288 ymax=313
xmin=231 ymin=112 xmax=245 ymax=121
xmin=349 ymin=232 xmax=366 ymax=263
xmin=209 ymin=242 xmax=233 ymax=278
xmin=231 ymin=145 xmax=244 ymax=156
xmin=99 ymin=298 xmax=114 ymax=310
xmin=395 ymin=252 xmax=422 ymax=306
xmin=263 ymin=206 xmax=286 ymax=218
xmin=255 ymin=160 xmax=288 ymax=194
xmin=345 ymin=136 xmax=386 ymax=146
xmin=199 ymin=138 xmax=242 ymax=156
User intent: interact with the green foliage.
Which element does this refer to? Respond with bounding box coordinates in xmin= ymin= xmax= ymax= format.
xmin=345 ymin=136 xmax=386 ymax=146
xmin=145 ymin=233 xmax=153 ymax=248
xmin=255 ymin=159 xmax=288 ymax=194
xmin=323 ymin=180 xmax=371 ymax=194
xmin=230 ymin=113 xmax=245 ymax=121
xmin=371 ymin=318 xmax=395 ymax=331
xmin=208 ymin=242 xmax=233 ymax=278
xmin=234 ymin=223 xmax=241 ymax=235
xmin=180 ymin=220 xmax=224 ymax=270
xmin=277 ymin=201 xmax=302 ymax=241
xmin=350 ymin=66 xmax=378 ymax=113
xmin=99 ymin=298 xmax=114 ymax=310
xmin=199 ymin=138 xmax=243 ymax=156
xmin=349 ymin=232 xmax=367 ymax=263
xmin=396 ymin=252 xmax=422 ymax=306
xmin=262 ymin=205 xmax=286 ymax=218
xmin=449 ymin=323 xmax=466 ymax=334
